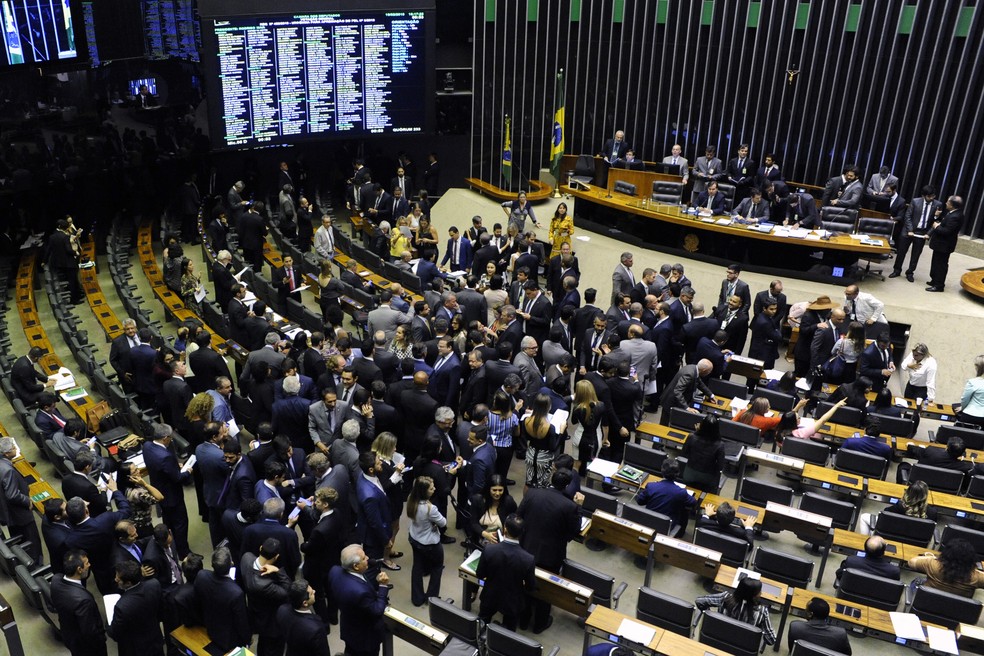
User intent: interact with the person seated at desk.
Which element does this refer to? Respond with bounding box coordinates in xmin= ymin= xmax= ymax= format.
xmin=662 ymin=144 xmax=689 ymax=184
xmin=785 ymin=192 xmax=821 ymax=229
xmin=777 ymin=397 xmax=848 ymax=444
xmin=695 ymin=577 xmax=776 ymax=646
xmin=134 ymin=84 xmax=157 ymax=109
xmin=340 ymin=260 xmax=372 ymax=293
xmin=612 ymin=149 xmax=645 ymax=170
xmin=637 ymin=458 xmax=697 ymax=534
xmin=839 ymin=417 xmax=893 ymax=459
xmin=835 ymin=535 xmax=901 ymax=583
xmin=869 ymin=388 xmax=903 ymax=418
xmin=787 ymin=597 xmax=853 ymax=655
xmin=826 ymin=377 xmax=872 ymax=414
xmin=601 ymin=130 xmax=630 ymax=164
xmin=692 ymin=181 xmax=727 ymax=215
xmin=908 ymin=538 xmax=984 ymax=598
xmin=859 ymin=479 xmax=935 ymax=535
xmin=698 ymin=501 xmax=755 ymax=545
xmin=734 ymin=396 xmax=808 ymax=441
xmin=904 ymin=436 xmax=982 ymax=477
xmin=731 ymin=188 xmax=770 ymax=224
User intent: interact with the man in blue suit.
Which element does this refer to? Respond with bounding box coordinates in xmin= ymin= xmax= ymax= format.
xmin=142 ymin=423 xmax=191 ymax=557
xmin=329 ymin=544 xmax=390 ymax=656
xmin=64 ymin=486 xmax=132 ymax=594
xmin=428 ymin=337 xmax=461 ymax=406
xmin=129 ymin=328 xmax=158 ymax=411
xmin=858 ymin=332 xmax=894 ymax=393
xmin=692 ymin=181 xmax=727 ymax=215
xmin=415 ymin=251 xmax=447 ymax=291
xmin=355 ymin=452 xmax=392 ymax=563
xmin=242 ymin=497 xmax=302 ymax=578
xmin=194 ymin=422 xmax=228 ymax=547
xmin=440 ymin=226 xmax=473 ymax=272
xmin=219 ymin=440 xmax=256 ymax=512
xmin=466 ymin=424 xmax=496 ymax=497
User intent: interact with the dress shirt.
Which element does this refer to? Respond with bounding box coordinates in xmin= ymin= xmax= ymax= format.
xmin=900 ymin=353 xmax=937 ymax=401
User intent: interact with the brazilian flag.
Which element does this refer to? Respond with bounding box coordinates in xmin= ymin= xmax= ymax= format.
xmin=501 ymin=115 xmax=512 ymax=188
xmin=549 ymin=69 xmax=565 ymax=184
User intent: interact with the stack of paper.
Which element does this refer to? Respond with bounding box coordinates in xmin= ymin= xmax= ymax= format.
xmin=548 ymin=409 xmax=569 ymax=434
xmin=616 ymin=618 xmax=657 ymax=646
xmin=889 ymin=612 xmax=925 ymax=641
xmin=586 ymin=458 xmax=619 ymax=479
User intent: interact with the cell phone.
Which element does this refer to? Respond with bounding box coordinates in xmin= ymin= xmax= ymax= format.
xmin=834 ymin=603 xmax=861 ymax=619
xmin=288 ymin=507 xmax=301 ymax=521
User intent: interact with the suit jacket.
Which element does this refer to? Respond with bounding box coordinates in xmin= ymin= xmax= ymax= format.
xmin=308 ymin=400 xmax=343 ymax=449
xmin=367 ymin=305 xmax=411 ymax=342
xmin=416 ymin=259 xmax=446 ymax=290
xmin=440 ymin=237 xmax=474 ymax=270
xmin=460 ymin=367 xmax=488 ymax=417
xmin=457 ymin=287 xmax=488 ymax=328
xmin=513 ymin=351 xmax=542 ymax=395
xmin=35 ymin=408 xmax=69 ymax=442
xmin=477 ymin=538 xmax=536 ymax=616
xmin=748 ymin=312 xmax=782 ymax=363
xmin=694 ymin=337 xmax=727 ymax=378
xmin=611 ymin=264 xmax=636 ymax=304
xmin=272 ymin=395 xmax=314 ymax=450
xmin=193 ymin=570 xmax=251 ymax=651
xmin=48 ymin=229 xmax=78 ymax=269
xmin=904 ymin=197 xmax=942 ymax=233
xmin=328 ymin=565 xmax=389 ymax=652
xmin=301 ymin=510 xmax=346 ymax=588
xmin=109 ymin=335 xmax=135 ymax=380
xmin=693 ymin=156 xmax=725 ymax=193
xmin=108 ymin=579 xmax=164 ymax=656
xmin=241 ymin=518 xmax=301 ymax=578
xmin=518 ymin=487 xmax=579 ymax=570
xmin=649 ymin=318 xmax=677 ymax=368
xmin=239 ymin=210 xmax=266 ymax=251
xmin=835 ymin=180 xmax=863 ymax=208
xmin=717 ymin=279 xmax=751 ymax=313
xmin=355 ymin=475 xmax=392 ymax=549
xmin=836 ymin=554 xmax=901 ymax=581
xmin=42 ymin=517 xmax=72 ymax=574
xmin=0 ymin=457 xmax=34 ymax=527
xmin=195 ymin=441 xmax=228 ymax=508
xmin=65 ymin=491 xmax=131 ymax=593
xmin=546 ymin=254 xmax=581 ymax=300
xmin=571 ymin=304 xmax=603 ymax=348
xmin=141 ymin=537 xmax=182 ymax=590
xmin=859 ymin=342 xmax=893 ymax=392
xmin=681 ymin=316 xmax=719 ymax=364
xmin=788 ymin=193 xmax=820 ymax=228
xmin=753 ymin=290 xmax=788 ymax=324
xmin=483 ymin=359 xmax=522 ymax=401
xmin=274 ymin=264 xmax=303 ymax=304
xmin=602 ymin=139 xmax=630 ymax=162
xmin=142 ymin=441 xmax=189 ymax=510
xmin=618 ymin=338 xmax=658 ymax=384
xmin=228 ymin=297 xmax=250 ymax=345
xmin=244 ymin=315 xmax=274 ymax=351
xmin=63 ymin=471 xmax=110 ymax=517
xmin=579 ymin=327 xmax=612 ymax=371
xmin=787 ymin=618 xmax=853 ymax=654
xmin=660 ymin=364 xmax=713 ymax=416
xmin=713 ymin=305 xmax=749 ymax=355
xmin=352 ymin=356 xmax=383 ymax=387
xmin=241 ymin=551 xmax=291 ymax=637
xmin=242 ymin=345 xmax=287 ymax=383
xmin=499 ymin=320 xmax=526 ymax=354
xmin=608 ymin=376 xmax=643 ymax=430
xmin=732 ymin=197 xmax=770 ymax=220
xmin=692 ymin=189 xmax=727 ymax=215
xmin=51 ymin=574 xmax=108 ymax=656
xmin=277 ymin=605 xmax=331 ymax=656
xmin=187 ymin=347 xmax=232 ymax=394
xmin=207 ymin=218 xmax=230 ymax=252
xmin=727 ymin=157 xmax=757 ymax=187
xmin=429 ymin=353 xmax=462 ymax=406
xmin=809 ymin=325 xmax=842 ymax=372
xmin=162 ymin=377 xmax=192 ymax=429
xmin=867 ymin=173 xmax=899 ymax=195
xmin=221 ymin=455 xmax=256 ymax=511
xmin=930 ymin=208 xmax=964 ymax=254
xmin=127 ymin=343 xmax=157 ymax=396
xmin=212 ymin=261 xmax=237 ymax=311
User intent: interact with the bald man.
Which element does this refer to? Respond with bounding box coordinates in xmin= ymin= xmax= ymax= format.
xmin=658 ymin=359 xmax=715 ymax=426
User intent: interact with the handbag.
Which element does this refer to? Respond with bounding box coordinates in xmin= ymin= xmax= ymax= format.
xmin=85 ymin=400 xmax=112 ymax=434
xmin=822 ymin=354 xmax=847 ymax=382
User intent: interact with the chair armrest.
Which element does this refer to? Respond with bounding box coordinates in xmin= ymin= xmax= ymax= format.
xmin=612 ymin=581 xmax=628 ymax=609
xmin=546 ymin=648 xmax=561 ymax=656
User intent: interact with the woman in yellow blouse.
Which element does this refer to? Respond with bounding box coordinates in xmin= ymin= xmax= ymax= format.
xmin=548 ymin=202 xmax=574 ymax=253
xmin=390 ymin=215 xmax=412 ymax=259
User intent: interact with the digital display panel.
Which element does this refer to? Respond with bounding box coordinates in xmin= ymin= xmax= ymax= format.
xmin=1 ymin=0 xmax=77 ymax=66
xmin=143 ymin=0 xmax=200 ymax=61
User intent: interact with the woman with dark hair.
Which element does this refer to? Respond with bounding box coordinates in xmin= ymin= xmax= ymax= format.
xmin=764 ymin=370 xmax=797 ymax=394
xmin=250 ymin=361 xmax=276 ymax=425
xmin=696 ymin=577 xmax=776 ymax=645
xmin=412 ymin=435 xmax=462 ymax=545
xmin=735 ymin=396 xmax=807 ymax=440
xmin=412 ymin=215 xmax=439 ymax=260
xmin=908 ymin=538 xmax=984 ymax=597
xmin=522 ymin=393 xmax=563 ymax=490
xmin=827 ymin=376 xmax=873 ymax=412
xmin=548 ymin=202 xmax=573 ymax=252
xmin=467 ymin=475 xmax=518 ymax=546
xmin=680 ymin=415 xmax=725 ymax=492
xmin=406 ymin=476 xmax=447 ymax=606
xmin=827 ymin=321 xmax=865 ymax=383
xmin=870 ymin=388 xmax=903 ymax=418
xmin=180 ymin=258 xmax=203 ymax=315
xmin=288 ymin=331 xmax=309 ymax=367
xmin=488 ymin=390 xmax=520 ymax=481
xmin=388 ymin=324 xmax=415 ymax=361
xmin=317 ymin=259 xmax=345 ymax=329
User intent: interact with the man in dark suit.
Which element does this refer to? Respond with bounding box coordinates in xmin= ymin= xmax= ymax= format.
xmin=195 ymin=423 xmax=229 ymax=547
xmin=892 ymin=185 xmax=939 ymax=281
xmin=242 ymin=538 xmax=292 ymax=656
xmin=0 ymin=437 xmax=44 ymax=563
xmin=695 ymin=332 xmax=730 ymax=379
xmin=571 ymin=288 xmax=603 ymax=352
xmin=140 ymin=524 xmax=184 ymax=592
xmin=273 ymin=376 xmax=315 ymax=453
xmin=239 ymin=200 xmax=267 ymax=270
xmin=207 ymin=211 xmax=230 ymax=253
xmin=51 ymin=550 xmax=108 ymax=656
xmin=906 ymin=437 xmax=980 ymax=477
xmin=354 ymin=452 xmax=393 ymax=563
xmin=244 ymin=300 xmax=274 ymax=351
xmin=440 ymin=225 xmax=474 ymax=272
xmin=692 ymin=181 xmax=727 ymax=214
xmin=546 ymin=242 xmax=580 ymax=300
xmin=787 ymin=598 xmax=853 ymax=654
xmin=48 ymin=217 xmax=83 ymax=303
xmin=34 ymin=392 xmax=69 ymax=442
xmin=808 ymin=308 xmax=846 ymax=376
xmin=129 ymin=328 xmax=158 ymax=411
xmin=108 ymin=561 xmax=165 ymax=656
xmin=926 ymin=195 xmax=965 ymax=292
xmin=785 ymin=192 xmax=820 ymax=229
xmin=834 ymin=535 xmax=901 ymax=583
xmin=274 ymin=254 xmax=304 ymax=305
xmin=696 ymin=501 xmax=755 ymax=545
xmin=12 ymin=346 xmax=51 ymax=405
xmin=731 ymin=188 xmax=771 ymax=222
xmin=858 ymin=332 xmax=894 ymax=393
xmin=227 ymin=283 xmax=252 ymax=346
xmin=188 ymin=332 xmax=232 ymax=394
xmin=517 ymin=468 xmax=580 ymax=633
xmin=64 ymin=485 xmax=132 ymax=594
xmin=161 ymin=360 xmax=192 ymax=431
xmin=606 ymin=361 xmax=643 ymax=459
xmin=483 ymin=342 xmax=522 ymax=402
xmin=192 ymin=548 xmax=251 ymax=653
xmin=109 ymin=319 xmax=140 ymax=392
xmin=713 ymin=298 xmax=749 ymax=359
xmin=415 ymin=251 xmax=447 ymax=291
xmin=329 ymin=544 xmax=391 ymax=656
xmin=278 ymin=580 xmax=331 ymax=656
xmin=428 ymin=337 xmax=462 ymax=407
xmin=680 ymin=303 xmax=719 ymax=364
xmin=142 ymin=423 xmax=191 ymax=557
xmin=726 ymin=144 xmax=756 ymax=203
xmin=498 ymin=307 xmax=526 ymax=355
xmin=460 ymin=351 xmax=489 ymax=418
xmin=212 ymin=250 xmax=237 ymax=311
xmin=717 ymin=264 xmax=751 ymax=313
xmin=456 ymin=276 xmax=488 ymax=327
xmin=579 ymin=314 xmax=612 ymax=376
xmin=476 ymin=514 xmax=536 ymax=631
xmin=242 ymin=497 xmax=302 ymax=578
xmin=753 ymin=280 xmax=787 ymax=324
xmin=518 ymin=281 xmax=552 ymax=349
xmin=63 ymin=451 xmax=110 ymax=517
xmin=601 ymin=130 xmax=630 ymax=163
xmin=301 ymin=486 xmax=346 ymax=622
xmin=658 ymin=360 xmax=715 ymax=426
xmin=748 ymin=303 xmax=783 ymax=370
xmin=110 ymin=520 xmax=148 ymax=572
xmin=42 ymin=499 xmax=72 ymax=575
xmin=220 ymin=440 xmax=257 ymax=512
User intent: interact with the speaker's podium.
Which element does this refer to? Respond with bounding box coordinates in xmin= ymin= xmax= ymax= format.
xmin=170 ymin=626 xmax=253 ymax=656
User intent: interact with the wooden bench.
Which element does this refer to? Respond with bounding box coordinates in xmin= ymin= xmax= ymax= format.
xmin=79 ymin=235 xmax=125 ymax=341
xmin=465 ymin=177 xmax=553 ymax=202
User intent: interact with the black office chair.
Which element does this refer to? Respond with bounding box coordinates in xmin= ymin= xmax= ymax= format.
xmin=699 ymin=610 xmax=763 ymax=656
xmin=636 ymin=587 xmax=695 ymax=637
xmin=622 ymin=443 xmax=668 ymax=475
xmin=813 ymin=401 xmax=863 ymax=427
xmin=873 ymin=511 xmax=936 ymax=547
xmin=752 ymin=546 xmax=814 ymax=588
xmin=967 ymin=475 xmax=984 ymax=500
xmin=717 ymin=183 xmax=737 ymax=212
xmin=933 ymin=424 xmax=984 ymax=450
xmin=428 ymin=597 xmax=482 ymax=646
xmin=857 ymin=217 xmax=896 ymax=281
xmin=651 ymin=181 xmax=684 ymax=204
xmin=791 ymin=639 xmax=852 ymax=656
xmin=614 ymin=181 xmax=637 ymax=196
xmin=669 ymin=408 xmax=704 ymax=432
xmin=569 ymin=154 xmax=596 ymax=186
xmin=708 ymin=378 xmax=748 ymax=400
xmin=780 ymin=438 xmax=830 ymax=466
xmin=579 ymin=487 xmax=619 ymax=518
xmin=14 ymin=565 xmax=58 ymax=631
xmin=906 ymin=463 xmax=966 ymax=494
xmin=867 ymin=413 xmax=914 ymax=438
xmin=485 ymin=623 xmax=557 ymax=656
xmin=937 ymin=524 xmax=984 ymax=560
xmin=799 ymin=492 xmax=857 ymax=531
xmin=286 ymin=298 xmax=306 ymax=323
xmin=819 ymin=207 xmax=859 ymax=233
xmin=837 ymin=568 xmax=904 ymax=611
xmin=907 ymin=585 xmax=982 ymax=630
xmin=754 ymin=388 xmax=797 ymax=413
xmin=739 ymin=477 xmax=793 ymax=508
xmin=562 ymin=558 xmax=627 ymax=609
xmin=834 ymin=449 xmax=888 ymax=480
xmin=694 ymin=528 xmax=751 ymax=568
xmin=620 ymin=504 xmax=674 ymax=537
xmin=719 ymin=420 xmax=762 ymax=448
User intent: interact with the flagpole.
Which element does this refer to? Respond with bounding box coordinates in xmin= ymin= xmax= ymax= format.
xmin=550 ymin=69 xmax=565 ymax=198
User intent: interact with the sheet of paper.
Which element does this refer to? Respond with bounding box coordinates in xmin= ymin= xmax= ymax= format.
xmin=616 ymin=618 xmax=657 ymax=646
xmin=194 ymin=286 xmax=206 ymax=303
xmin=399 ymin=226 xmax=413 ymax=239
xmin=763 ymin=369 xmax=784 ymax=381
xmin=548 ymin=409 xmax=569 ymax=434
xmin=889 ymin=612 xmax=926 ymax=641
xmin=54 ymin=373 xmax=77 ymax=391
xmin=235 ymin=266 xmax=251 ymax=279
xmin=180 ymin=454 xmax=197 ymax=473
xmin=293 ymin=284 xmax=310 ymax=294
xmin=894 ymin=397 xmax=909 ymax=408
xmin=462 ymin=549 xmax=482 ymax=574
xmin=926 ymin=626 xmax=958 ymax=654
xmin=586 ymin=458 xmax=619 ymax=479
xmin=732 ymin=567 xmax=761 ymax=587
xmin=103 ymin=593 xmax=121 ymax=625
xmin=227 ymin=418 xmax=240 ymax=437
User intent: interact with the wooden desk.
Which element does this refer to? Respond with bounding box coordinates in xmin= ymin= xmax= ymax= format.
xmin=655 ymin=629 xmax=734 ymax=656
xmin=929 ymin=489 xmax=984 ymax=521
xmin=786 ymin=588 xmax=867 ymax=638
xmin=651 ymin=534 xmax=721 ymax=578
xmin=701 ymin=493 xmax=766 ymax=526
xmin=382 ymin=606 xmax=449 ymax=656
xmin=895 ymin=436 xmax=984 ymax=465
xmin=583 ymin=605 xmax=664 ymax=655
xmin=820 ymin=385 xmax=957 ymax=421
xmin=457 ymin=559 xmax=593 ymax=618
xmin=761 ymin=502 xmax=832 ymax=545
xmin=959 ymin=622 xmax=984 ymax=654
xmin=12 ymin=456 xmax=58 ymax=514
xmin=634 ymin=422 xmax=689 ymax=450
xmin=735 ymin=450 xmax=805 ymax=497
xmin=865 ymin=478 xmax=907 ymax=503
xmin=79 ymin=235 xmax=124 ymax=341
xmin=168 ymin=625 xmax=250 ymax=656
xmin=466 ymin=177 xmax=553 ymax=202
xmin=865 ymin=605 xmax=947 ymax=648
xmin=587 ymin=510 xmax=656 ymax=586
xmin=800 ymin=463 xmax=864 ymax=495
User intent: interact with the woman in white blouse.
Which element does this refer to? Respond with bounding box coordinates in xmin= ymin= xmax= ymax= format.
xmin=406 ymin=475 xmax=447 ymax=607
xmin=901 ymin=343 xmax=937 ymax=402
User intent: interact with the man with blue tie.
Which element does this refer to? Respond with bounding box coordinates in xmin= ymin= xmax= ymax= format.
xmin=329 ymin=544 xmax=391 ymax=656
xmin=355 ymin=452 xmax=392 ymax=565
xmin=440 ymin=226 xmax=473 ymax=272
xmin=195 ymin=422 xmax=229 ymax=547
xmin=142 ymin=423 xmax=191 ymax=557
xmin=429 ymin=337 xmax=462 ymax=406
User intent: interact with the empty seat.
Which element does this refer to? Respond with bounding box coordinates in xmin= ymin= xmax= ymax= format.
xmin=651 ymin=181 xmax=684 ymax=204
xmin=716 ymin=183 xmax=737 ymax=211
xmin=867 ymin=413 xmax=914 ymax=438
xmin=622 ymin=443 xmax=667 ymax=475
xmin=485 ymin=623 xmax=545 ymax=656
xmin=933 ymin=424 xmax=984 ymax=450
xmin=719 ymin=419 xmax=762 ymax=448
xmin=907 ymin=585 xmax=982 ymax=629
xmin=754 ymin=388 xmax=797 ymax=413
xmin=562 ymin=558 xmax=626 ymax=609
xmin=579 ymin=487 xmax=618 ymax=518
xmin=813 ymin=401 xmax=863 ymax=427
xmin=799 ymin=492 xmax=856 ymax=531
xmin=819 ymin=207 xmax=858 ymax=233
xmin=669 ymin=408 xmax=703 ymax=432
xmin=569 ymin=154 xmax=596 ymax=185
xmin=708 ymin=378 xmax=748 ymax=400
xmin=699 ymin=610 xmax=762 ymax=656
xmin=636 ymin=586 xmax=695 ymax=637
xmin=791 ymin=639 xmax=852 ymax=656
xmin=874 ymin=511 xmax=936 ymax=548
xmin=834 ymin=448 xmax=887 ymax=480
xmin=752 ymin=546 xmax=813 ymax=589
xmin=619 ymin=504 xmax=672 ymax=536
xmin=837 ymin=568 xmax=904 ymax=611
xmin=694 ymin=528 xmax=751 ymax=568
xmin=428 ymin=597 xmax=481 ymax=645
xmin=739 ymin=477 xmax=793 ymax=508
xmin=780 ymin=438 xmax=830 ymax=466
xmin=907 ymin=463 xmax=966 ymax=494
xmin=968 ymin=475 xmax=984 ymax=500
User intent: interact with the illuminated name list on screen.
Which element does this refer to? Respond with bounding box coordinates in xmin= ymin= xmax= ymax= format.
xmin=214 ymin=11 xmax=425 ymax=147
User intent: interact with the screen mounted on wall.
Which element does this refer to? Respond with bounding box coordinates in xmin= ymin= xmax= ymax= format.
xmin=1 ymin=0 xmax=78 ymax=67
xmin=204 ymin=10 xmax=429 ymax=149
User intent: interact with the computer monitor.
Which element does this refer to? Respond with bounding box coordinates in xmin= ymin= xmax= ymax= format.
xmin=655 ymin=163 xmax=682 ymax=176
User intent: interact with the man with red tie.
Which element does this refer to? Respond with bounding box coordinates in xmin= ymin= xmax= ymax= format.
xmin=275 ymin=255 xmax=304 ymax=305
xmin=35 ymin=391 xmax=70 ymax=442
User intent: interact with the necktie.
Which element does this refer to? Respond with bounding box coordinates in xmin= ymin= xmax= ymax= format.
xmin=166 ymin=548 xmax=183 ymax=584
xmin=626 ymin=266 xmax=635 ymax=286
xmin=591 ymin=331 xmax=603 ymax=368
xmin=727 ymin=283 xmax=735 ymax=299
xmin=128 ymin=543 xmax=143 ymax=560
xmin=918 ymin=203 xmax=930 ymax=230
xmin=51 ymin=412 xmax=65 ymax=428
xmin=705 ymin=194 xmax=712 ymax=209
xmin=452 ymin=240 xmax=458 ymax=266
xmin=883 ymin=349 xmax=890 ymax=368
xmin=393 ymin=200 xmax=398 ymax=215
xmin=524 ymin=298 xmax=533 ymax=314
xmin=288 ymin=268 xmax=294 ymax=291
xmin=129 ymin=337 xmax=137 ymax=348
xmin=374 ymin=195 xmax=381 ymax=209
xmin=343 ymin=387 xmax=351 ymax=402
xmin=673 ymin=157 xmax=678 ymax=165
xmin=435 ymin=356 xmax=446 ymax=371
xmin=851 ymin=300 xmax=857 ymax=320
xmin=399 ymin=177 xmax=405 ymax=191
